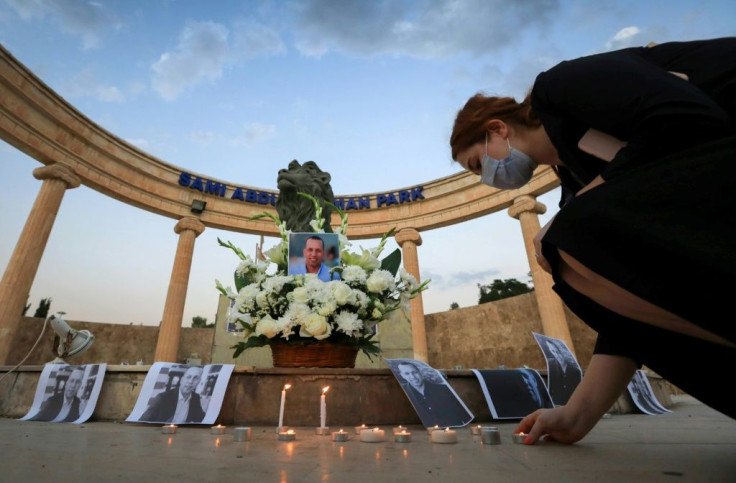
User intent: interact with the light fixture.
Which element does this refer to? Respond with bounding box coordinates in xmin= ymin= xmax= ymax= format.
xmin=191 ymin=199 xmax=206 ymax=214
xmin=49 ymin=315 xmax=94 ymax=364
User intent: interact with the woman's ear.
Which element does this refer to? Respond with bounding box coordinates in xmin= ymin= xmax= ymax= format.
xmin=484 ymin=119 xmax=508 ymax=137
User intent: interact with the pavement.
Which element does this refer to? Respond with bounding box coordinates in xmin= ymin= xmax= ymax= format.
xmin=1 ymin=395 xmax=734 ymax=482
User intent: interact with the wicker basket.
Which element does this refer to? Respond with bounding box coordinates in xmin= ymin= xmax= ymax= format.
xmin=270 ymin=340 xmax=359 ymax=368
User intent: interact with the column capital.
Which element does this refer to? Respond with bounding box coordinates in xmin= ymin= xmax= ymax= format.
xmin=508 ymin=194 xmax=546 ymax=219
xmin=394 ymin=227 xmax=422 ymax=247
xmin=32 ymin=164 xmax=81 ymax=189
xmin=174 ymin=217 xmax=205 ymax=236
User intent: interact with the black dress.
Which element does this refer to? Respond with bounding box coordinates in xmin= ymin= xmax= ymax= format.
xmin=529 ymin=37 xmax=736 ymax=419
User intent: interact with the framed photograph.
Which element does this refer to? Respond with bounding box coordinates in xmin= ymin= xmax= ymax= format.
xmin=287 ymin=233 xmax=340 ymax=281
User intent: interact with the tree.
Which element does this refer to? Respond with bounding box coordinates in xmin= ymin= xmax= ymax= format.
xmin=33 ymin=297 xmax=52 ymax=318
xmin=449 ymin=302 xmax=460 ymax=310
xmin=191 ymin=316 xmax=215 ymax=328
xmin=478 ymin=278 xmax=533 ymax=304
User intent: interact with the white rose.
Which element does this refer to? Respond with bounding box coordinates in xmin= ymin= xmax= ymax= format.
xmin=366 ymin=270 xmax=396 ymax=293
xmin=255 ymin=291 xmax=269 ymax=308
xmin=291 ymin=286 xmax=310 ymax=304
xmin=255 ymin=315 xmax=280 ymax=338
xmin=299 ymin=313 xmax=331 ymax=340
xmin=332 ymin=282 xmax=352 ymax=305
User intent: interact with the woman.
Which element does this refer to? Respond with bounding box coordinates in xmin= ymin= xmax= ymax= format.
xmin=450 ymin=37 xmax=736 ymax=444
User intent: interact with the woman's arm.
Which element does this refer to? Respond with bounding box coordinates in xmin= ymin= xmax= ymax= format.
xmin=515 ymin=353 xmax=637 ymax=444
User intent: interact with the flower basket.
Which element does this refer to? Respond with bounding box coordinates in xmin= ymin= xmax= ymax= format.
xmin=270 ymin=340 xmax=359 ymax=368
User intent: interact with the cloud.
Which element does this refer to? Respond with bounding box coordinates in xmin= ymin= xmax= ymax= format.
xmin=151 ymin=21 xmax=230 ymax=101
xmin=6 ymin=0 xmax=121 ymax=50
xmin=60 ymin=69 xmax=125 ymax=102
xmin=605 ymin=26 xmax=643 ymax=50
xmin=232 ymin=122 xmax=277 ymax=146
xmin=230 ymin=17 xmax=286 ymax=60
xmin=289 ymin=0 xmax=560 ymax=59
xmin=422 ymin=268 xmax=500 ymax=289
xmin=189 ymin=130 xmax=215 ymax=145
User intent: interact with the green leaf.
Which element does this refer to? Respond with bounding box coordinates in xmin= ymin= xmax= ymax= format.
xmin=234 ymin=271 xmax=249 ymax=292
xmin=380 ymin=248 xmax=402 ymax=276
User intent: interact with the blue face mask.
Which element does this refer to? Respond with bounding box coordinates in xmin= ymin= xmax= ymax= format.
xmin=480 ymin=136 xmax=537 ymax=189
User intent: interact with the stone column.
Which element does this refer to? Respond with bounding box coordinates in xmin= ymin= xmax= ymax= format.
xmin=508 ymin=195 xmax=576 ymax=357
xmin=0 ymin=164 xmax=81 ymax=364
xmin=154 ymin=217 xmax=205 ymax=362
xmin=394 ymin=228 xmax=428 ymax=362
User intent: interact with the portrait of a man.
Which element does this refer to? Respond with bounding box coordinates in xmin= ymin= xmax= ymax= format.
xmin=533 ymin=333 xmax=583 ymax=406
xmin=387 ymin=359 xmax=473 ymax=428
xmin=140 ymin=365 xmax=206 ymax=424
xmin=473 ymin=368 xmax=555 ymax=419
xmin=288 ymin=233 xmax=340 ymax=282
xmin=29 ymin=366 xmax=85 ymax=422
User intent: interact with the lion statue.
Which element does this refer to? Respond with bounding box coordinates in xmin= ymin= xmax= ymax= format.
xmin=275 ymin=160 xmax=335 ymax=233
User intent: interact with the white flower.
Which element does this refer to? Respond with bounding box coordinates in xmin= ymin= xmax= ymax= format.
xmin=342 ymin=265 xmax=367 ymax=284
xmin=398 ymin=268 xmax=418 ymax=291
xmin=290 ymin=286 xmax=310 ymax=304
xmin=331 ymin=282 xmax=353 ymax=305
xmin=255 ymin=291 xmax=269 ymax=308
xmin=366 ymin=269 xmax=396 ymax=293
xmin=264 ymin=243 xmax=287 ymax=267
xmin=335 ymin=311 xmax=363 ymax=336
xmin=262 ymin=275 xmax=291 ymax=294
xmin=255 ymin=315 xmax=280 ymax=338
xmin=299 ymin=313 xmax=331 ymax=340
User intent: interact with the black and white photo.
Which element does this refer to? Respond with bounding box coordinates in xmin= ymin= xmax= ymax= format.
xmin=126 ymin=362 xmax=234 ymax=425
xmin=533 ymin=332 xmax=583 ymax=405
xmin=21 ymin=364 xmax=106 ymax=423
xmin=387 ymin=358 xmax=473 ymax=428
xmin=472 ymin=368 xmax=555 ymax=419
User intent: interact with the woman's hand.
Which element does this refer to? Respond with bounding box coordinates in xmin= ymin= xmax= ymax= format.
xmin=515 ymin=406 xmax=596 ymax=445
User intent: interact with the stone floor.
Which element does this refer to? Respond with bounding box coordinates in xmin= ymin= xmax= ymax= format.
xmin=1 ymin=395 xmax=734 ymax=482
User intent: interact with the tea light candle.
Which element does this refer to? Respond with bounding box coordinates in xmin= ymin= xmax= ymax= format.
xmin=512 ymin=432 xmax=528 ymax=444
xmin=315 ymin=427 xmax=330 ymax=435
xmin=481 ymin=427 xmax=501 ymax=445
xmin=161 ymin=424 xmax=177 ymax=434
xmin=354 ymin=424 xmax=368 ymax=434
xmin=359 ymin=428 xmax=385 ymax=443
xmin=426 ymin=425 xmax=441 ymax=434
xmin=394 ymin=430 xmax=412 ymax=443
xmin=331 ymin=429 xmax=349 ymax=442
xmin=278 ymin=429 xmax=297 ymax=441
xmin=392 ymin=425 xmax=406 ymax=435
xmin=233 ymin=427 xmax=251 ymax=442
xmin=470 ymin=424 xmax=483 ymax=435
xmin=211 ymin=424 xmax=226 ymax=435
xmin=430 ymin=427 xmax=458 ymax=444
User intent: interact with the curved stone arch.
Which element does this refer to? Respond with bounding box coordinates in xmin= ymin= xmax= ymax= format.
xmin=0 ymin=44 xmax=559 ymax=240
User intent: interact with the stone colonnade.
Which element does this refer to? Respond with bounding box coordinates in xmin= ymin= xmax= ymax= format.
xmin=0 ymin=163 xmax=574 ymax=364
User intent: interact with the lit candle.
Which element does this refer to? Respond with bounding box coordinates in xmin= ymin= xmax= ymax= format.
xmin=278 ymin=383 xmax=292 ymax=431
xmin=233 ymin=427 xmax=251 ymax=442
xmin=430 ymin=427 xmax=458 ymax=444
xmin=210 ymin=424 xmax=226 ymax=435
xmin=394 ymin=430 xmax=412 ymax=443
xmin=512 ymin=432 xmax=527 ymax=444
xmin=470 ymin=424 xmax=483 ymax=435
xmin=320 ymin=386 xmax=330 ymax=429
xmin=161 ymin=424 xmax=177 ymax=434
xmin=359 ymin=427 xmax=385 ymax=443
xmin=426 ymin=425 xmax=441 ymax=434
xmin=278 ymin=429 xmax=297 ymax=441
xmin=354 ymin=423 xmax=368 ymax=434
xmin=392 ymin=425 xmax=406 ymax=435
xmin=331 ymin=429 xmax=349 ymax=442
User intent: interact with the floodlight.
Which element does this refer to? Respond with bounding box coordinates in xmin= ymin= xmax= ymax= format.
xmin=49 ymin=315 xmax=94 ymax=364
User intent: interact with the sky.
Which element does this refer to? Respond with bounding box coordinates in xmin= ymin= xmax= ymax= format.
xmin=0 ymin=0 xmax=733 ymax=327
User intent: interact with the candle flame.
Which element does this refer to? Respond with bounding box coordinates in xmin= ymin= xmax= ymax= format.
xmin=322 ymin=386 xmax=330 ymax=394
xmin=287 ymin=429 xmax=295 ymax=434
xmin=284 ymin=383 xmax=292 ymax=390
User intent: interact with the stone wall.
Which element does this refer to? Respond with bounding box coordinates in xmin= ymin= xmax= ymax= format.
xmin=6 ymin=317 xmax=214 ymax=366
xmin=5 ymin=292 xmax=597 ymax=372
xmin=425 ymin=292 xmax=598 ymax=370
